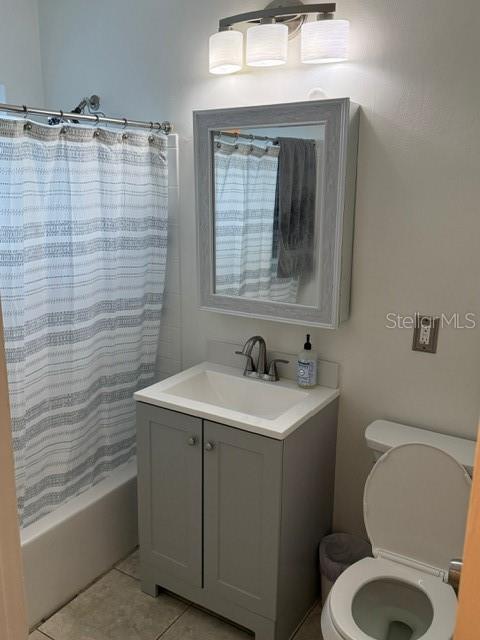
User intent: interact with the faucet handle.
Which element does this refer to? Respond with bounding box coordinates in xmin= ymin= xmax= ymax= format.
xmin=235 ymin=350 xmax=256 ymax=374
xmin=267 ymin=359 xmax=289 ymax=382
xmin=448 ymin=559 xmax=463 ymax=594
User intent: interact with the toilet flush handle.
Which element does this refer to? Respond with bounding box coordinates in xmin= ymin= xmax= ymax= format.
xmin=448 ymin=559 xmax=463 ymax=594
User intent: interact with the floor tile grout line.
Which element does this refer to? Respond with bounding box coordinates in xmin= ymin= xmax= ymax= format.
xmin=114 ymin=566 xmax=140 ymax=580
xmin=155 ymin=604 xmax=192 ymax=640
xmin=36 ymin=631 xmax=56 ymax=640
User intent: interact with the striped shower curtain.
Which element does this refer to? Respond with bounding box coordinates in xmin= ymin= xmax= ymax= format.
xmin=214 ymin=140 xmax=298 ymax=302
xmin=0 ymin=118 xmax=168 ymax=526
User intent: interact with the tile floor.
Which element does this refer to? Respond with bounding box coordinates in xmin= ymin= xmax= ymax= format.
xmin=29 ymin=550 xmax=324 ymax=640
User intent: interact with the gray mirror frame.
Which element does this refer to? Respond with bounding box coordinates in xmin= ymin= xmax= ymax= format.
xmin=193 ymin=98 xmax=359 ymax=328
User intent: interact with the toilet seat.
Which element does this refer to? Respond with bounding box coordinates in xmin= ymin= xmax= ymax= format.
xmin=327 ymin=557 xmax=457 ymax=640
xmin=363 ymin=443 xmax=471 ymax=579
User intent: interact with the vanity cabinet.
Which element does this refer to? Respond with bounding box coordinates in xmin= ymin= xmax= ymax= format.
xmin=137 ymin=406 xmax=203 ymax=588
xmin=203 ymin=420 xmax=283 ymax=619
xmin=137 ymin=400 xmax=338 ymax=640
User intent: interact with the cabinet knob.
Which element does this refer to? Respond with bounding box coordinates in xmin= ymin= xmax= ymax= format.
xmin=187 ymin=436 xmax=198 ymax=446
xmin=205 ymin=441 xmax=215 ymax=452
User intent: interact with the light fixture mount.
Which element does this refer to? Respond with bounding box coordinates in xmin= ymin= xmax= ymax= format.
xmin=252 ymin=0 xmax=306 ymax=40
xmin=218 ymin=1 xmax=337 ymax=39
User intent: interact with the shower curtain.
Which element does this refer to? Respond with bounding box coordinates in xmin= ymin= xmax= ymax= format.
xmin=0 ymin=118 xmax=168 ymax=527
xmin=214 ymin=140 xmax=298 ymax=302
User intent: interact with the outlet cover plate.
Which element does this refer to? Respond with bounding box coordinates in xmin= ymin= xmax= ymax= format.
xmin=412 ymin=315 xmax=440 ymax=353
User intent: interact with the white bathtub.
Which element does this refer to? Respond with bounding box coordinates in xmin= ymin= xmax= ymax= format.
xmin=21 ymin=459 xmax=138 ymax=628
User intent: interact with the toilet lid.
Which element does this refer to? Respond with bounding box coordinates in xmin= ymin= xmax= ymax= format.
xmin=364 ymin=443 xmax=471 ymax=577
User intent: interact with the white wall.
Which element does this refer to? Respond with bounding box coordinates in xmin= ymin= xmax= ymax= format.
xmin=0 ymin=0 xmax=44 ymax=105
xmin=37 ymin=0 xmax=480 ymax=535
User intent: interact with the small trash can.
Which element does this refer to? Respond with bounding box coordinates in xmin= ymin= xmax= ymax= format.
xmin=319 ymin=533 xmax=372 ymax=603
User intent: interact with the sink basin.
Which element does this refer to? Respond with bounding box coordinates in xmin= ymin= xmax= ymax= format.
xmin=134 ymin=362 xmax=339 ymax=439
xmin=165 ymin=369 xmax=308 ymax=420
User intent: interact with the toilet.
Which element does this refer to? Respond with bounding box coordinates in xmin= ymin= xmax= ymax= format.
xmin=321 ymin=420 xmax=476 ymax=640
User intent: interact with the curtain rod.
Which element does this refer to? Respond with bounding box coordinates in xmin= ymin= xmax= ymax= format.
xmin=0 ymin=102 xmax=172 ymax=134
xmin=214 ymin=130 xmax=316 ymax=145
xmin=214 ymin=130 xmax=279 ymax=145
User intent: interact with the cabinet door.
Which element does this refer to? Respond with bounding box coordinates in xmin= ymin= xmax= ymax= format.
xmin=203 ymin=421 xmax=283 ymax=618
xmin=137 ymin=404 xmax=202 ymax=588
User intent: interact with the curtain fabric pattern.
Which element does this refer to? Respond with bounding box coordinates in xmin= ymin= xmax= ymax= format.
xmin=214 ymin=141 xmax=298 ymax=302
xmin=0 ymin=119 xmax=168 ymax=527
xmin=214 ymin=141 xmax=279 ymax=298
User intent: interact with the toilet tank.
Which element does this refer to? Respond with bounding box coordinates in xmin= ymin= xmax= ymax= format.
xmin=365 ymin=420 xmax=476 ymax=476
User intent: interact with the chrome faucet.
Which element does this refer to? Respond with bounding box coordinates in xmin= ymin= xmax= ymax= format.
xmin=236 ymin=336 xmax=267 ymax=375
xmin=235 ymin=336 xmax=289 ymax=382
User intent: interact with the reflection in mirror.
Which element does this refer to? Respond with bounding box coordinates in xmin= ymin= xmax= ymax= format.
xmin=213 ymin=124 xmax=325 ymax=306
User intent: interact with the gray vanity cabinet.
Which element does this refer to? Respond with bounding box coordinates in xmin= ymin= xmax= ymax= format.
xmin=137 ymin=399 xmax=338 ymax=640
xmin=136 ymin=404 xmax=203 ymax=588
xmin=203 ymin=421 xmax=283 ymax=618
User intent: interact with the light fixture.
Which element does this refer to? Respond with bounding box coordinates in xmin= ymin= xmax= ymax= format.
xmin=246 ymin=22 xmax=288 ymax=67
xmin=301 ymin=15 xmax=349 ymax=63
xmin=208 ymin=2 xmax=349 ymax=75
xmin=209 ymin=29 xmax=244 ymax=75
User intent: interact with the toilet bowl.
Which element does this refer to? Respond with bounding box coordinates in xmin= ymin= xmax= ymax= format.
xmin=321 ymin=442 xmax=471 ymax=640
xmin=321 ymin=557 xmax=456 ymax=639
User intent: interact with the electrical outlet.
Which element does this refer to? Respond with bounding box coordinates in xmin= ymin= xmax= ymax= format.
xmin=412 ymin=315 xmax=439 ymax=353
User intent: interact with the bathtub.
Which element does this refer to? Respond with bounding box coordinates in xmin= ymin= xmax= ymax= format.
xmin=21 ymin=459 xmax=138 ymax=628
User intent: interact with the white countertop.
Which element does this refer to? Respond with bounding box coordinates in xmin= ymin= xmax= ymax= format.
xmin=134 ymin=362 xmax=339 ymax=440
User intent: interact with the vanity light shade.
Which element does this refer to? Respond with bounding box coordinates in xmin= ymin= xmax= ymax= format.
xmin=246 ymin=23 xmax=288 ymax=67
xmin=209 ymin=30 xmax=243 ymax=75
xmin=301 ymin=19 xmax=349 ymax=64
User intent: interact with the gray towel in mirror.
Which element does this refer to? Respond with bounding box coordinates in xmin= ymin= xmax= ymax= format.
xmin=274 ymin=137 xmax=317 ymax=279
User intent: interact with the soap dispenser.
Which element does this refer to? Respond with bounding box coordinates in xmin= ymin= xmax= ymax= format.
xmin=296 ymin=334 xmax=317 ymax=388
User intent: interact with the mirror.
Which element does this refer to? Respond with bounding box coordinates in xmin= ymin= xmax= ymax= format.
xmin=213 ymin=124 xmax=325 ymax=306
xmin=194 ymin=99 xmax=359 ymax=328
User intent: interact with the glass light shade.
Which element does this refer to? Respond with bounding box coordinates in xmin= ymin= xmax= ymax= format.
xmin=246 ymin=23 xmax=288 ymax=67
xmin=301 ymin=19 xmax=349 ymax=64
xmin=209 ymin=30 xmax=243 ymax=75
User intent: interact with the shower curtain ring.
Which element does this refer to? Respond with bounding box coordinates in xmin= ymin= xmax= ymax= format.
xmin=123 ymin=118 xmax=128 ymax=129
xmin=22 ymin=105 xmax=28 ymax=119
xmin=93 ymin=114 xmax=100 ymax=138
